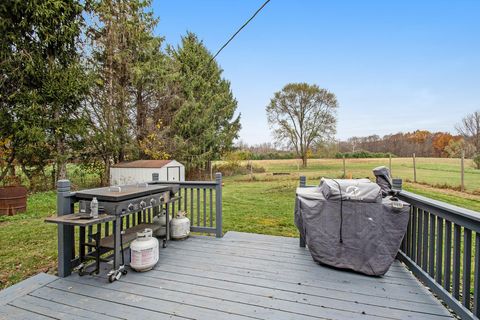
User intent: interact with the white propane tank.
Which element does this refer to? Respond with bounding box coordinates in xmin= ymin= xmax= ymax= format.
xmin=170 ymin=211 xmax=190 ymax=240
xmin=152 ymin=211 xmax=170 ymax=237
xmin=130 ymin=228 xmax=159 ymax=272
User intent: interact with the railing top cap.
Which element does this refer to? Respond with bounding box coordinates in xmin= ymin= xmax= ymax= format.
xmin=399 ymin=190 xmax=480 ymax=224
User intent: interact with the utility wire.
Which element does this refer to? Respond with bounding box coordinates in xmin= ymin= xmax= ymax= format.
xmin=209 ymin=0 xmax=271 ymax=64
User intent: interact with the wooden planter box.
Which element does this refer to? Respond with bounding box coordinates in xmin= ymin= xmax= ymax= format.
xmin=0 ymin=186 xmax=27 ymax=215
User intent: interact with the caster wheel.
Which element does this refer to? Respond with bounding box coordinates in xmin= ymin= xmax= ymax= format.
xmin=162 ymin=240 xmax=167 ymax=248
xmin=122 ymin=270 xmax=128 ymax=275
xmin=108 ymin=274 xmax=116 ymax=283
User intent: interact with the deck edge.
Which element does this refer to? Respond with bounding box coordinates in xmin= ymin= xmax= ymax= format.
xmin=0 ymin=273 xmax=58 ymax=306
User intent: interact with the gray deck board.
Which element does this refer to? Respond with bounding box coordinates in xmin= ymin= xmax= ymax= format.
xmin=0 ymin=231 xmax=454 ymax=319
xmin=9 ymin=295 xmax=120 ymax=320
xmin=0 ymin=273 xmax=57 ymax=306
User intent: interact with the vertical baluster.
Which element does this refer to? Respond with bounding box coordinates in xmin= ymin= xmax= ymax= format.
xmin=416 ymin=208 xmax=423 ymax=264
xmin=209 ymin=188 xmax=213 ymax=227
xmin=184 ymin=188 xmax=187 ymax=214
xmin=453 ymin=224 xmax=462 ymax=299
xmin=444 ymin=220 xmax=452 ymax=291
xmin=203 ymin=188 xmax=207 ymax=227
xmin=416 ymin=209 xmax=423 ymax=266
xmin=105 ymin=221 xmax=110 ymax=236
xmin=197 ymin=188 xmax=200 ymax=227
xmin=126 ymin=214 xmax=130 ymax=228
xmin=435 ymin=217 xmax=444 ymax=284
xmin=406 ymin=208 xmax=412 ymax=257
xmin=165 ymin=200 xmax=169 ymax=240
xmin=422 ymin=210 xmax=429 ymax=271
xmin=411 ymin=207 xmax=417 ymax=260
xmin=179 ymin=188 xmax=182 ymax=211
xmin=474 ymin=232 xmax=480 ymax=317
xmin=190 ymin=188 xmax=194 ymax=224
xmin=428 ymin=213 xmax=436 ymax=277
xmin=172 ymin=198 xmax=176 ymax=217
xmin=463 ymin=229 xmax=472 ymax=309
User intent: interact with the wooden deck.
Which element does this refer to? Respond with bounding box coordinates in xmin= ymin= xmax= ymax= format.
xmin=0 ymin=231 xmax=454 ymax=319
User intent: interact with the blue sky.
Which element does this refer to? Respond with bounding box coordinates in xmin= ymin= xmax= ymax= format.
xmin=153 ymin=0 xmax=479 ymax=145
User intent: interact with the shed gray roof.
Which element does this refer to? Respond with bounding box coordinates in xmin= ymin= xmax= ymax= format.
xmin=111 ymin=160 xmax=173 ymax=168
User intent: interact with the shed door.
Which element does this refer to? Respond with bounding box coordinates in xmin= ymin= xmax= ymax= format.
xmin=167 ymin=166 xmax=181 ymax=181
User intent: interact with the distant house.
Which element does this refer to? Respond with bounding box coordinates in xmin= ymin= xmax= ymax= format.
xmin=110 ymin=160 xmax=185 ymax=185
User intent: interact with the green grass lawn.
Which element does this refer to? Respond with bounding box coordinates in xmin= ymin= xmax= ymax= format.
xmin=0 ymin=192 xmax=57 ymax=289
xmin=1 ymin=157 xmax=480 ymax=290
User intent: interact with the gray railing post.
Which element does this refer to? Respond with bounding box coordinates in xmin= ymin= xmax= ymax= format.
xmin=215 ymin=172 xmax=223 ymax=238
xmin=299 ymin=176 xmax=306 ymax=187
xmin=298 ymin=176 xmax=306 ymax=247
xmin=57 ymin=180 xmax=74 ymax=277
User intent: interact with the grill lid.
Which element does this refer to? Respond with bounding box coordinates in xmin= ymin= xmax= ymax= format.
xmin=75 ymin=183 xmax=176 ymax=202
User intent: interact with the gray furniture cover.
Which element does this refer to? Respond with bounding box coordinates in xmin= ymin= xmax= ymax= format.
xmin=373 ymin=166 xmax=393 ymax=197
xmin=295 ymin=179 xmax=410 ymax=276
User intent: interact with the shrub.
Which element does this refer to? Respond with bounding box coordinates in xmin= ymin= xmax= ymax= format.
xmin=473 ymin=154 xmax=480 ymax=170
xmin=335 ymin=151 xmax=395 ymax=159
xmin=213 ymin=161 xmax=266 ymax=177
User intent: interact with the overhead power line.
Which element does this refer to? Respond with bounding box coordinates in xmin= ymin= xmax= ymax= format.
xmin=209 ymin=0 xmax=271 ymax=63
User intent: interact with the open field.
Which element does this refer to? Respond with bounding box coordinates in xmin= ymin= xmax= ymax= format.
xmin=235 ymin=157 xmax=480 ymax=192
xmin=1 ymin=157 xmax=479 ymax=290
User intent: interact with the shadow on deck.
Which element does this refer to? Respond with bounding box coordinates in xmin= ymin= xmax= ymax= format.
xmin=0 ymin=231 xmax=453 ymax=319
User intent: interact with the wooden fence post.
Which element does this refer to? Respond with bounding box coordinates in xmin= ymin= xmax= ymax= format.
xmin=57 ymin=180 xmax=74 ymax=277
xmin=342 ymin=156 xmax=346 ymax=178
xmin=461 ymin=150 xmax=465 ymax=192
xmin=215 ymin=172 xmax=223 ymax=238
xmin=413 ymin=153 xmax=417 ymax=183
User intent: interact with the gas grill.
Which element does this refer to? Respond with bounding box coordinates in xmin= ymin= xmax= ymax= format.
xmin=74 ymin=183 xmax=178 ymax=216
xmin=46 ymin=182 xmax=180 ymax=282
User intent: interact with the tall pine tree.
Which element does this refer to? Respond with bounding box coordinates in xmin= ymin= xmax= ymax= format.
xmin=169 ymin=32 xmax=241 ymax=171
xmin=85 ymin=0 xmax=166 ymax=183
xmin=0 ymin=0 xmax=88 ymax=185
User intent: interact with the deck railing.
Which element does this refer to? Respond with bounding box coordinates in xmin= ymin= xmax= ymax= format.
xmin=397 ymin=190 xmax=480 ymax=320
xmin=150 ymin=172 xmax=223 ymax=238
xmin=298 ymin=176 xmax=480 ymax=320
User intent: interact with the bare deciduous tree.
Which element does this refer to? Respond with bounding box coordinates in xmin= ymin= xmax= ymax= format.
xmin=266 ymin=83 xmax=338 ymax=167
xmin=455 ymin=111 xmax=480 ymax=152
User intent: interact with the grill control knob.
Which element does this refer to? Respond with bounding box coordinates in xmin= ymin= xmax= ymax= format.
xmin=150 ymin=198 xmax=157 ymax=206
xmin=140 ymin=200 xmax=146 ymax=209
xmin=127 ymin=203 xmax=134 ymax=212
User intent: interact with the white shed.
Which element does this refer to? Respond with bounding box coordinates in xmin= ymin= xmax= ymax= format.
xmin=110 ymin=160 xmax=185 ymax=186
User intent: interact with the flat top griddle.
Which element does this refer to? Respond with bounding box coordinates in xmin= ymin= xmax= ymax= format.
xmin=75 ymin=184 xmax=175 ymax=202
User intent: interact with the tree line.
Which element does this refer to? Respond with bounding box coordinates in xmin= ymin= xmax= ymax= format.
xmin=0 ymin=0 xmax=240 ymax=187
xmin=234 ymin=111 xmax=480 ymax=166
xmin=339 ymin=110 xmax=479 ymax=160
